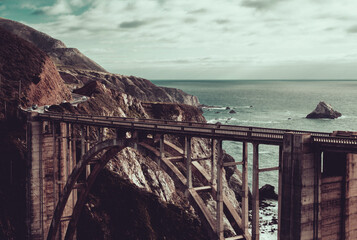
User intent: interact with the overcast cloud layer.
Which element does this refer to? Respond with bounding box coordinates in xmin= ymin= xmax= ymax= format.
xmin=1 ymin=0 xmax=357 ymax=80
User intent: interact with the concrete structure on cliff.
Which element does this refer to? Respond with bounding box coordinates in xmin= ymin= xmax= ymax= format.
xmin=26 ymin=112 xmax=357 ymax=240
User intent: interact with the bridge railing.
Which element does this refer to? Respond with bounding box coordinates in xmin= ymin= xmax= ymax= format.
xmin=36 ymin=112 xmax=357 ymax=150
xmin=38 ymin=112 xmax=331 ymax=137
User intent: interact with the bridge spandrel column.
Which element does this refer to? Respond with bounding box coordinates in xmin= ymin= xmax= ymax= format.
xmin=215 ymin=139 xmax=224 ymax=240
xmin=241 ymin=142 xmax=249 ymax=236
xmin=252 ymin=143 xmax=259 ymax=240
xmin=58 ymin=122 xmax=72 ymax=239
xmin=27 ymin=118 xmax=44 ymax=240
xmin=280 ymin=133 xmax=319 ymax=240
xmin=185 ymin=137 xmax=192 ymax=189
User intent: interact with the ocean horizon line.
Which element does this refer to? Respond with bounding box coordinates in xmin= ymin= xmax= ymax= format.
xmin=151 ymin=79 xmax=357 ymax=82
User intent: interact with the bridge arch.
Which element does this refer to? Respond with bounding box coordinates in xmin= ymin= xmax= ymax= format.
xmin=47 ymin=138 xmax=136 ymax=240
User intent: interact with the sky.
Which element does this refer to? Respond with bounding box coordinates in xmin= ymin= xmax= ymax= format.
xmin=1 ymin=0 xmax=357 ymax=80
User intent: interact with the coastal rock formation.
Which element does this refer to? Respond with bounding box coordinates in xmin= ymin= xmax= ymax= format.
xmin=0 ymin=27 xmax=71 ymax=117
xmin=306 ymin=101 xmax=342 ymax=119
xmin=63 ymin=69 xmax=200 ymax=106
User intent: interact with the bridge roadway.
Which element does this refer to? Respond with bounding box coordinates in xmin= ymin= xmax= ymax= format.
xmin=37 ymin=112 xmax=357 ymax=152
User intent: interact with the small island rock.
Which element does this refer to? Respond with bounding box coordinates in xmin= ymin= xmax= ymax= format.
xmin=259 ymin=184 xmax=278 ymax=200
xmin=306 ymin=101 xmax=341 ymax=119
xmin=229 ymin=110 xmax=236 ymax=114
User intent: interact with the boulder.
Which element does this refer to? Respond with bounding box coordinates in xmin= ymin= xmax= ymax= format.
xmin=229 ymin=110 xmax=236 ymax=114
xmin=259 ymin=184 xmax=278 ymax=200
xmin=306 ymin=101 xmax=341 ymax=119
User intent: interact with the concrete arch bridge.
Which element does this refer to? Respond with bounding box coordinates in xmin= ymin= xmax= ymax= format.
xmin=27 ymin=112 xmax=357 ymax=240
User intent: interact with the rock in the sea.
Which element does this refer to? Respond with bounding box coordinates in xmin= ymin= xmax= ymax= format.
xmin=229 ymin=110 xmax=236 ymax=114
xmin=306 ymin=101 xmax=341 ymax=119
xmin=226 ymin=107 xmax=230 ymax=110
xmin=259 ymin=184 xmax=278 ymax=200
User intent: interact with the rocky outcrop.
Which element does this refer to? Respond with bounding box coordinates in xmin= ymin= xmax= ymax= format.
xmin=0 ymin=18 xmax=106 ymax=72
xmin=77 ymin=169 xmax=210 ymax=240
xmin=143 ymin=102 xmax=204 ymax=122
xmin=64 ymin=69 xmax=200 ymax=106
xmin=0 ymin=27 xmax=71 ymax=116
xmin=107 ymin=148 xmax=179 ymax=204
xmin=73 ymin=81 xmax=149 ymax=118
xmin=306 ymin=101 xmax=342 ymax=119
xmin=259 ymin=184 xmax=278 ymax=201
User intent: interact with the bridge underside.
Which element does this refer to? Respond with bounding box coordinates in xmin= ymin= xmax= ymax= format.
xmin=26 ymin=113 xmax=357 ymax=240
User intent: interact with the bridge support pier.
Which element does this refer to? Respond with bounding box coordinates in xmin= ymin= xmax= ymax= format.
xmin=27 ymin=115 xmax=77 ymax=240
xmin=280 ymin=133 xmax=319 ymax=240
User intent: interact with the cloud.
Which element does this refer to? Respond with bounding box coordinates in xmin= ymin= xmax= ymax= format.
xmin=119 ymin=20 xmax=147 ymax=28
xmin=347 ymin=25 xmax=357 ymax=33
xmin=30 ymin=0 xmax=91 ymax=16
xmin=241 ymin=0 xmax=282 ymax=10
xmin=20 ymin=0 xmax=357 ymax=79
xmin=183 ymin=18 xmax=197 ymax=24
xmin=188 ymin=8 xmax=207 ymax=14
xmin=31 ymin=0 xmax=72 ymax=15
xmin=32 ymin=9 xmax=46 ymax=15
xmin=215 ymin=19 xmax=229 ymax=24
xmin=70 ymin=0 xmax=87 ymax=8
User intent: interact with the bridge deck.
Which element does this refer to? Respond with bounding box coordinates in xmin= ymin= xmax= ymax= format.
xmin=36 ymin=112 xmax=357 ymax=151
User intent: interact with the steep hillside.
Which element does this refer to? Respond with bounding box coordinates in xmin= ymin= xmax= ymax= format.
xmin=0 ymin=17 xmax=107 ymax=72
xmin=0 ymin=18 xmax=200 ymax=106
xmin=0 ymin=27 xmax=71 ymax=118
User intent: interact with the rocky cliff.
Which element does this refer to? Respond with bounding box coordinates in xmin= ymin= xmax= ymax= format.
xmin=61 ymin=68 xmax=200 ymax=106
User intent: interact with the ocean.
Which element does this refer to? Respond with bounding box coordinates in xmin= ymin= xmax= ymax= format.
xmin=152 ymin=80 xmax=357 ymax=239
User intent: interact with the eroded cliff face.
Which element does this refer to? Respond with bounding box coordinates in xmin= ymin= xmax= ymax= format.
xmin=0 ymin=27 xmax=71 ymax=117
